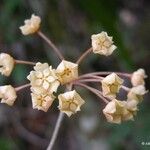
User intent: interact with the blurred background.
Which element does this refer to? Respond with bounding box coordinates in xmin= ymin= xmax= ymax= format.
xmin=0 ymin=0 xmax=150 ymax=150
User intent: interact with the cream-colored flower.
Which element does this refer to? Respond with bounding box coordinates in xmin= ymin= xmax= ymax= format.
xmin=27 ymin=62 xmax=60 ymax=94
xmin=58 ymin=90 xmax=85 ymax=117
xmin=127 ymin=85 xmax=147 ymax=103
xmin=56 ymin=60 xmax=78 ymax=85
xmin=103 ymin=99 xmax=126 ymax=124
xmin=0 ymin=85 xmax=17 ymax=106
xmin=131 ymin=69 xmax=147 ymax=86
xmin=91 ymin=31 xmax=117 ymax=56
xmin=103 ymin=99 xmax=137 ymax=124
xmin=102 ymin=73 xmax=124 ymax=98
xmin=31 ymin=92 xmax=55 ymax=112
xmin=0 ymin=53 xmax=15 ymax=76
xmin=20 ymin=14 xmax=41 ymax=35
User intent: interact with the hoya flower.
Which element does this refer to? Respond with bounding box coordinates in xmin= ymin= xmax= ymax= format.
xmin=56 ymin=60 xmax=78 ymax=85
xmin=102 ymin=73 xmax=124 ymax=98
xmin=58 ymin=90 xmax=85 ymax=117
xmin=103 ymin=99 xmax=126 ymax=124
xmin=0 ymin=85 xmax=17 ymax=106
xmin=127 ymin=85 xmax=147 ymax=103
xmin=27 ymin=62 xmax=60 ymax=94
xmin=91 ymin=31 xmax=117 ymax=56
xmin=103 ymin=99 xmax=137 ymax=124
xmin=0 ymin=53 xmax=15 ymax=76
xmin=20 ymin=14 xmax=41 ymax=35
xmin=31 ymin=92 xmax=55 ymax=112
xmin=131 ymin=68 xmax=147 ymax=86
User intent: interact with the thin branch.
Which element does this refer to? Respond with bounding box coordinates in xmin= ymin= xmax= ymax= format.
xmin=46 ymin=84 xmax=72 ymax=150
xmin=15 ymin=60 xmax=36 ymax=65
xmin=76 ymin=47 xmax=92 ymax=64
xmin=80 ymin=72 xmax=132 ymax=78
xmin=15 ymin=83 xmax=30 ymax=92
xmin=37 ymin=31 xmax=64 ymax=60
xmin=46 ymin=112 xmax=64 ymax=150
xmin=121 ymin=86 xmax=130 ymax=92
xmin=76 ymin=79 xmax=102 ymax=83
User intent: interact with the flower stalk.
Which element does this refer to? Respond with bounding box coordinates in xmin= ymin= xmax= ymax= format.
xmin=76 ymin=47 xmax=92 ymax=64
xmin=37 ymin=31 xmax=64 ymax=60
xmin=46 ymin=112 xmax=64 ymax=150
xmin=15 ymin=60 xmax=36 ymax=66
xmin=80 ymin=72 xmax=132 ymax=78
xmin=74 ymin=82 xmax=109 ymax=103
xmin=15 ymin=83 xmax=31 ymax=92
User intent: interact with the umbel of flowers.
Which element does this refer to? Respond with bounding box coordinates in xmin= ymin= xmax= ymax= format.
xmin=0 ymin=14 xmax=148 ymax=124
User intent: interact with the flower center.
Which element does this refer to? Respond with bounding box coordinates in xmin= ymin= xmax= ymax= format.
xmin=62 ymin=99 xmax=77 ymax=112
xmin=64 ymin=68 xmax=72 ymax=76
xmin=37 ymin=96 xmax=46 ymax=106
xmin=110 ymin=84 xmax=118 ymax=93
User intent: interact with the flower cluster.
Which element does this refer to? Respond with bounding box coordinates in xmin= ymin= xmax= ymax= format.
xmin=27 ymin=61 xmax=84 ymax=115
xmin=0 ymin=14 xmax=148 ymax=123
xmin=102 ymin=70 xmax=147 ymax=124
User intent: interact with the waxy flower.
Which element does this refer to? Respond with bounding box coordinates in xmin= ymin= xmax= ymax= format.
xmin=20 ymin=14 xmax=41 ymax=35
xmin=102 ymin=73 xmax=124 ymax=98
xmin=58 ymin=90 xmax=85 ymax=117
xmin=103 ymin=99 xmax=137 ymax=124
xmin=127 ymin=85 xmax=147 ymax=103
xmin=91 ymin=31 xmax=117 ymax=56
xmin=56 ymin=60 xmax=78 ymax=85
xmin=131 ymin=69 xmax=147 ymax=86
xmin=103 ymin=99 xmax=126 ymax=124
xmin=0 ymin=53 xmax=15 ymax=76
xmin=31 ymin=92 xmax=55 ymax=112
xmin=0 ymin=85 xmax=17 ymax=106
xmin=27 ymin=62 xmax=60 ymax=94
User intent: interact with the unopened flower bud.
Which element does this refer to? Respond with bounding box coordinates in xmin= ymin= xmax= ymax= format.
xmin=20 ymin=14 xmax=41 ymax=35
xmin=0 ymin=53 xmax=15 ymax=76
xmin=127 ymin=85 xmax=147 ymax=102
xmin=131 ymin=69 xmax=147 ymax=86
xmin=0 ymin=85 xmax=17 ymax=106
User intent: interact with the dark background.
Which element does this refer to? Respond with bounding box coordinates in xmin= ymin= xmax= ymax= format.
xmin=0 ymin=0 xmax=150 ymax=150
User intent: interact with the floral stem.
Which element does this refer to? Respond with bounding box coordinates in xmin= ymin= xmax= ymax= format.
xmin=37 ymin=31 xmax=64 ymax=60
xmin=121 ymin=86 xmax=130 ymax=92
xmin=46 ymin=112 xmax=64 ymax=150
xmin=15 ymin=60 xmax=36 ymax=66
xmin=80 ymin=72 xmax=132 ymax=78
xmin=46 ymin=84 xmax=72 ymax=150
xmin=76 ymin=47 xmax=92 ymax=64
xmin=74 ymin=82 xmax=109 ymax=103
xmin=76 ymin=79 xmax=102 ymax=83
xmin=15 ymin=83 xmax=30 ymax=92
